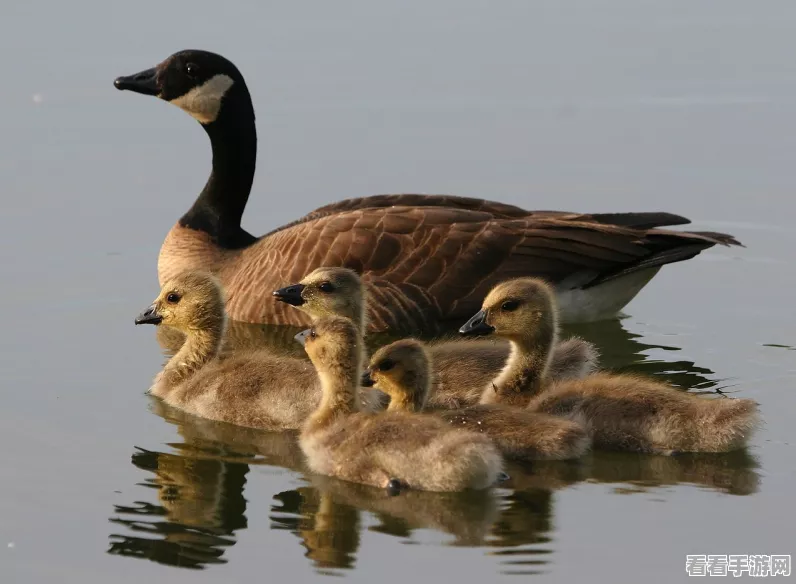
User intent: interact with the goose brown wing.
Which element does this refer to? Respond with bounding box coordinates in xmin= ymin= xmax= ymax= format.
xmin=227 ymin=206 xmax=739 ymax=332
xmin=271 ymin=193 xmax=694 ymax=234
xmin=298 ymin=194 xmax=535 ymax=221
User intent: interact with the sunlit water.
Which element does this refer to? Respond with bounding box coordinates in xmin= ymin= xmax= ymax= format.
xmin=2 ymin=2 xmax=795 ymax=583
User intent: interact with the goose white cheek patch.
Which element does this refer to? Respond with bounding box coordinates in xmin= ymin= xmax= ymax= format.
xmin=169 ymin=74 xmax=235 ymax=124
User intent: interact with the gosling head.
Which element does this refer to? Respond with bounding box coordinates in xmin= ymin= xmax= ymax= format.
xmin=295 ymin=316 xmax=362 ymax=379
xmin=274 ymin=267 xmax=365 ymax=325
xmin=135 ymin=271 xmax=226 ymax=332
xmin=459 ymin=278 xmax=558 ymax=345
xmin=114 ymin=50 xmax=249 ymax=125
xmin=361 ymin=340 xmax=430 ymax=412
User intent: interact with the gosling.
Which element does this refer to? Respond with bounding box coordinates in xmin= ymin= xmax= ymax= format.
xmin=134 ymin=271 xmax=379 ymax=430
xmin=296 ymin=316 xmax=504 ymax=493
xmin=274 ymin=266 xmax=599 ymax=409
xmin=459 ymin=278 xmax=761 ymax=455
xmin=362 ymin=339 xmax=590 ymax=461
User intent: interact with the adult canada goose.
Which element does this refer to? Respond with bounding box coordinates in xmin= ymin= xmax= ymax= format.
xmin=134 ymin=271 xmax=382 ymax=430
xmin=115 ymin=49 xmax=742 ymax=333
xmin=296 ymin=316 xmax=503 ymax=493
xmin=459 ymin=278 xmax=761 ymax=454
xmin=274 ymin=266 xmax=598 ymax=409
xmin=362 ymin=339 xmax=590 ymax=461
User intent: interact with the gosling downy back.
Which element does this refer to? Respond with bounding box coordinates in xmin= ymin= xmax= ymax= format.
xmin=460 ymin=277 xmax=760 ymax=454
xmin=534 ymin=372 xmax=760 ymax=455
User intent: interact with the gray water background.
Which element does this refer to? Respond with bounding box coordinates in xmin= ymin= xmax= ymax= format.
xmin=1 ymin=2 xmax=795 ymax=582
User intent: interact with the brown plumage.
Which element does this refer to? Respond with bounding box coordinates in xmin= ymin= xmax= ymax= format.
xmin=116 ymin=49 xmax=742 ymax=334
xmin=363 ymin=339 xmax=590 ymax=461
xmin=134 ymin=271 xmax=380 ymax=431
xmin=274 ymin=266 xmax=598 ymax=409
xmin=460 ymin=278 xmax=761 ymax=454
xmin=297 ymin=317 xmax=504 ymax=492
xmin=532 ymin=373 xmax=761 ymax=455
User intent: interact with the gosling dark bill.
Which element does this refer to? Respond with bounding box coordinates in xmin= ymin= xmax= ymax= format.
xmin=135 ymin=304 xmax=163 ymax=325
xmin=360 ymin=370 xmax=375 ymax=387
xmin=459 ymin=309 xmax=494 ymax=336
xmin=273 ymin=284 xmax=306 ymax=306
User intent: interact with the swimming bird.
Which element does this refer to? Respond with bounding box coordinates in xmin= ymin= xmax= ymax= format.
xmin=134 ymin=271 xmax=381 ymax=430
xmin=296 ymin=316 xmax=503 ymax=493
xmin=459 ymin=278 xmax=761 ymax=454
xmin=362 ymin=339 xmax=590 ymax=461
xmin=115 ymin=49 xmax=742 ymax=333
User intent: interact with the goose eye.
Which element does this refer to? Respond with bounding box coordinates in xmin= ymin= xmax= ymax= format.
xmin=378 ymin=360 xmax=395 ymax=372
xmin=166 ymin=292 xmax=181 ymax=304
xmin=501 ymin=300 xmax=519 ymax=312
xmin=185 ymin=63 xmax=199 ymax=77
xmin=318 ymin=282 xmax=334 ymax=293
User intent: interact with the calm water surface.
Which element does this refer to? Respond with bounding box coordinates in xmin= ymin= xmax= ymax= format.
xmin=1 ymin=2 xmax=795 ymax=583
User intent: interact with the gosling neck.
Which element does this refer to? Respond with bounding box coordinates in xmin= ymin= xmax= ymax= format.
xmin=179 ymin=83 xmax=258 ymax=250
xmin=327 ymin=296 xmax=368 ymax=337
xmin=482 ymin=331 xmax=555 ymax=407
xmin=383 ymin=372 xmax=430 ymax=413
xmin=308 ymin=300 xmax=368 ymax=362
xmin=164 ymin=319 xmax=226 ymax=383
xmin=354 ymin=292 xmax=367 ymax=337
xmin=306 ymin=354 xmax=362 ymax=432
xmin=347 ymin=299 xmax=369 ymax=364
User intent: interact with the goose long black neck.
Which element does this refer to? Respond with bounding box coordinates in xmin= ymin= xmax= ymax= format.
xmin=180 ymin=85 xmax=258 ymax=249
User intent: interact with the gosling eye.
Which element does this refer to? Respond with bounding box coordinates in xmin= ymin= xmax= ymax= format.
xmin=318 ymin=282 xmax=334 ymax=293
xmin=166 ymin=292 xmax=181 ymax=304
xmin=310 ymin=329 xmax=317 ymax=339
xmin=378 ymin=360 xmax=395 ymax=372
xmin=501 ymin=300 xmax=520 ymax=312
xmin=185 ymin=62 xmax=199 ymax=78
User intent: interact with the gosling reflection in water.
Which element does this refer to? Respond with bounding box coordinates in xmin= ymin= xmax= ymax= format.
xmin=306 ymin=475 xmax=501 ymax=546
xmin=108 ymin=399 xmax=308 ymax=569
xmin=500 ymin=448 xmax=759 ymax=498
xmin=108 ymin=447 xmax=248 ymax=569
xmin=112 ymin=399 xmax=552 ymax=572
xmin=584 ymin=449 xmax=760 ymax=496
xmin=271 ymin=486 xmax=362 ymax=571
xmin=110 ymin=371 xmax=759 ymax=572
xmin=268 ymin=475 xmax=503 ymax=574
xmin=148 ymin=399 xmax=308 ymax=472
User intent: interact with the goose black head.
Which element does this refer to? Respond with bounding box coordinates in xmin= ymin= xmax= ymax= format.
xmin=114 ymin=50 xmax=248 ymax=125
